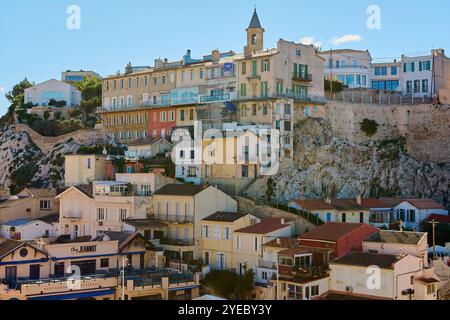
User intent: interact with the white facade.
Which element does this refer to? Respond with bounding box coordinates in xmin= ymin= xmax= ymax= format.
xmin=319 ymin=49 xmax=372 ymax=88
xmin=392 ymin=201 xmax=448 ymax=230
xmin=401 ymin=54 xmax=434 ymax=97
xmin=24 ymin=79 xmax=81 ymax=107
xmin=0 ymin=220 xmax=55 ymax=240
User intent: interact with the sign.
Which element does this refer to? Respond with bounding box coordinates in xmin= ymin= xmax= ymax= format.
xmin=71 ymin=245 xmax=97 ymax=254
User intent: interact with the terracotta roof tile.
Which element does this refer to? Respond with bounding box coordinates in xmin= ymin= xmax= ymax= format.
xmin=299 ymin=223 xmax=378 ymax=242
xmin=154 ymin=184 xmax=208 ymax=196
xmin=331 ymin=252 xmax=402 ymax=269
xmin=236 ymin=218 xmax=291 ymax=235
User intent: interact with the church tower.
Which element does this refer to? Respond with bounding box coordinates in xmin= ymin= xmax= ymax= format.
xmin=244 ymin=9 xmax=265 ymax=56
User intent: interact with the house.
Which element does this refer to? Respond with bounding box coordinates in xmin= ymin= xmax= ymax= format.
xmin=0 ymin=214 xmax=58 ymax=240
xmin=146 ymin=184 xmax=238 ymax=267
xmin=0 ymin=188 xmax=59 ymax=224
xmin=289 ymin=198 xmax=371 ymax=224
xmin=371 ymin=60 xmax=402 ymax=92
xmin=329 ymin=252 xmax=440 ymax=300
xmin=233 ymin=218 xmax=294 ymax=276
xmin=363 ymin=230 xmax=429 ymax=267
xmin=126 ymin=137 xmax=173 ymax=159
xmin=64 ymin=154 xmax=108 ymax=187
xmin=392 ymin=199 xmax=448 ymax=230
xmin=400 ymin=49 xmax=450 ymax=99
xmin=200 ymin=212 xmax=260 ymax=272
xmin=298 ymin=222 xmax=379 ymax=262
xmin=319 ymin=49 xmax=372 ymax=88
xmin=24 ymin=79 xmax=81 ymax=107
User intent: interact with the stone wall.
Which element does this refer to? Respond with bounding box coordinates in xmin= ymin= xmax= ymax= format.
xmin=13 ymin=124 xmax=108 ymax=153
xmin=325 ymin=102 xmax=450 ymax=163
xmin=237 ymin=196 xmax=317 ymax=235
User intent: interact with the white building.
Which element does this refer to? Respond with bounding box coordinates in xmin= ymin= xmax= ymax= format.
xmin=319 ymin=49 xmax=372 ymax=89
xmin=24 ymin=79 xmax=81 ymax=107
xmin=400 ymin=49 xmax=450 ymax=98
xmin=370 ymin=61 xmax=402 ymax=92
xmin=0 ymin=215 xmax=58 ymax=241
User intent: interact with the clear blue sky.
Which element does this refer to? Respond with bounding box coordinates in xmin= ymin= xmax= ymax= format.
xmin=1 ymin=0 xmax=449 ymax=115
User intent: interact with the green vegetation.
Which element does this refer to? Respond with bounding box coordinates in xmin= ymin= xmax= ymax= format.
xmin=266 ymin=178 xmax=276 ymax=202
xmin=203 ymin=269 xmax=255 ymax=300
xmin=324 ymin=79 xmax=343 ymax=93
xmin=360 ymin=118 xmax=379 ymax=137
xmin=0 ymin=78 xmax=33 ymax=125
xmin=423 ymin=222 xmax=450 ymax=246
xmin=10 ymin=162 xmax=39 ymax=194
xmin=74 ymin=76 xmax=102 ymax=127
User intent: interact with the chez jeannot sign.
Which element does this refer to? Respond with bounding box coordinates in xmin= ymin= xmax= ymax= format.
xmin=70 ymin=245 xmax=97 ymax=255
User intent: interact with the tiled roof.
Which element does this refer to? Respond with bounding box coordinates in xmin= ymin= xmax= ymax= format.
xmin=37 ymin=214 xmax=60 ymax=224
xmin=292 ymin=199 xmax=335 ymax=210
xmin=235 ymin=218 xmax=291 ymax=235
xmin=74 ymin=185 xmax=94 ymax=198
xmin=24 ymin=188 xmax=57 ymax=198
xmin=360 ymin=198 xmax=402 ymax=208
xmin=364 ymin=230 xmax=426 ymax=245
xmin=154 ymin=184 xmax=208 ymax=196
xmin=202 ymin=212 xmax=246 ymax=222
xmin=128 ymin=137 xmax=171 ymax=147
xmin=403 ymin=199 xmax=446 ymax=210
xmin=423 ymin=214 xmax=450 ymax=224
xmin=331 ymin=252 xmax=401 ymax=269
xmin=248 ymin=9 xmax=262 ymax=29
xmin=299 ymin=223 xmax=376 ymax=242
xmin=263 ymin=237 xmax=299 ymax=249
xmin=331 ymin=199 xmax=367 ymax=211
xmin=0 ymin=239 xmax=25 ymax=259
xmin=94 ymin=231 xmax=156 ymax=251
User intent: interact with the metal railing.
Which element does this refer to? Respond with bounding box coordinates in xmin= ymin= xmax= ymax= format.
xmin=159 ymin=238 xmax=195 ymax=246
xmin=199 ymin=94 xmax=231 ymax=103
xmin=293 ymin=74 xmax=313 ymax=82
xmin=152 ymin=214 xmax=194 ymax=224
xmin=258 ymin=260 xmax=277 ymax=270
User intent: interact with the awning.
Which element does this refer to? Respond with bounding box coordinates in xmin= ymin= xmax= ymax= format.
xmin=28 ymin=288 xmax=115 ymax=300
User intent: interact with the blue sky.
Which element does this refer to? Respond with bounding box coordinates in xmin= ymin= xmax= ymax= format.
xmin=1 ymin=0 xmax=449 ymax=115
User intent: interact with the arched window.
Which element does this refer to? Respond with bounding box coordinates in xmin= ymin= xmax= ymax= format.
xmin=251 ymin=34 xmax=257 ymax=45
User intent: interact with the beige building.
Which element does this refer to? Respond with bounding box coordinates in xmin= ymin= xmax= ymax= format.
xmin=0 ymin=189 xmax=59 ymax=224
xmin=146 ymin=184 xmax=238 ymax=266
xmin=200 ymin=212 xmax=260 ymax=271
xmin=64 ymin=154 xmax=108 ymax=187
xmin=370 ymin=61 xmax=402 ymax=92
xmin=233 ymin=218 xmax=294 ymax=276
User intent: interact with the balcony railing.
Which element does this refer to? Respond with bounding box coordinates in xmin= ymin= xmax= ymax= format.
xmin=200 ymin=94 xmax=231 ymax=103
xmin=258 ymin=260 xmax=277 ymax=270
xmin=159 ymin=238 xmax=195 ymax=246
xmin=325 ymin=65 xmax=368 ymax=70
xmin=237 ymin=92 xmax=326 ymax=104
xmin=152 ymin=214 xmax=194 ymax=224
xmin=293 ymin=74 xmax=313 ymax=82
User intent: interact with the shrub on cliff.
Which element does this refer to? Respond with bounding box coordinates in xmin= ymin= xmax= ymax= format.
xmin=360 ymin=118 xmax=379 ymax=137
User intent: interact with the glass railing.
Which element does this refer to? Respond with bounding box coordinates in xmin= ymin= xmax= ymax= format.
xmin=152 ymin=214 xmax=194 ymax=224
xmin=200 ymin=94 xmax=231 ymax=103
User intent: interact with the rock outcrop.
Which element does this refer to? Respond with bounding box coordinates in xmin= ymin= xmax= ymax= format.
xmin=247 ymin=118 xmax=450 ymax=204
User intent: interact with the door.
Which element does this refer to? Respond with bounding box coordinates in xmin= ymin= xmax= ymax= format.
xmin=360 ymin=212 xmax=365 ymax=223
xmin=140 ymin=254 xmax=145 ymax=270
xmin=30 ymin=264 xmax=41 ymax=280
xmin=54 ymin=262 xmax=65 ymax=277
xmin=204 ymin=252 xmax=210 ymax=266
xmin=5 ymin=266 xmax=17 ymax=285
xmin=342 ymin=213 xmax=347 ymax=223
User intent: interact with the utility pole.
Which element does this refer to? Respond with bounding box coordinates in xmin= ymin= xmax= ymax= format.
xmin=330 ymin=49 xmax=334 ymax=97
xmin=428 ymin=219 xmax=439 ymax=260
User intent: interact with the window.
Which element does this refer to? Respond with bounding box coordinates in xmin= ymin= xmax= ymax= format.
xmin=136 ymin=78 xmax=140 ymax=88
xmin=284 ymin=104 xmax=291 ymax=115
xmin=241 ymin=105 xmax=247 ymax=117
xmin=189 ymin=109 xmax=194 ymax=121
xmin=422 ymin=79 xmax=429 ymax=93
xmin=87 ymin=158 xmax=91 ymax=169
xmin=180 ymin=110 xmax=185 ymax=121
xmin=326 ymin=213 xmax=332 ymax=222
xmin=296 ymin=49 xmax=301 ymax=56
xmin=213 ymin=226 xmax=220 ymax=240
xmin=223 ymin=227 xmax=231 ymax=240
xmin=408 ymin=210 xmax=416 ymax=223
xmin=254 ymin=237 xmax=258 ymax=251
xmin=391 ymin=66 xmax=398 ymax=75
xmin=252 ymin=104 xmax=257 ymax=116
xmin=153 ymin=76 xmax=158 ymax=86
xmin=427 ymin=284 xmax=436 ymax=295
xmin=406 ymin=81 xmax=412 ymax=94
xmin=120 ymin=79 xmax=124 ymax=89
xmin=101 ymin=258 xmax=109 ymax=268
xmin=414 ymin=80 xmax=421 ymax=93
xmin=119 ymin=209 xmax=127 ymax=221
xmin=284 ymin=121 xmax=291 ymax=132
xmin=288 ymin=285 xmax=302 ymax=300
xmin=252 ymin=60 xmax=257 ymax=76
xmin=190 ymin=69 xmax=194 ymax=81
xmin=310 ymin=285 xmax=319 ymax=297
xmin=170 ymin=72 xmax=175 ymax=83
xmin=404 ymin=62 xmax=415 ymax=73
xmin=162 ymin=74 xmax=166 ymax=84
xmin=262 ymin=271 xmax=268 ymax=281
xmin=40 ymin=200 xmax=51 ymax=210
xmin=342 ymin=213 xmax=347 ymax=223
xmin=97 ymin=208 xmax=106 ymax=221
xmin=236 ymin=235 xmax=242 ymax=250
xmin=262 ymin=59 xmax=270 ymax=72
xmin=169 ymin=110 xmax=175 ymax=122
xmin=263 ymin=104 xmax=268 ymax=115
xmin=241 ymin=83 xmax=247 ymax=97
xmin=242 ymin=165 xmax=249 ymax=177
xmin=242 ymin=62 xmax=247 ymax=75
xmin=202 ymin=225 xmax=210 ymax=239
xmin=360 ymin=212 xmax=364 ymax=223
xmin=199 ymin=68 xmax=203 ymax=80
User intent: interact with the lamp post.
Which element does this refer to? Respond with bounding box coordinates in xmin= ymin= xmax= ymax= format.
xmin=121 ymin=256 xmax=129 ymax=301
xmin=427 ymin=219 xmax=440 ymax=260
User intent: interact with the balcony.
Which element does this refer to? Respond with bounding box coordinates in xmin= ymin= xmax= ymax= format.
xmin=293 ymin=74 xmax=313 ymax=82
xmin=125 ymin=270 xmax=199 ymax=291
xmin=280 ymin=265 xmax=329 ymax=280
xmin=236 ymin=92 xmax=326 ymax=104
xmin=325 ymin=65 xmax=368 ymax=70
xmin=159 ymin=238 xmax=195 ymax=247
xmin=62 ymin=211 xmax=82 ymax=220
xmin=258 ymin=260 xmax=277 ymax=270
xmin=199 ymin=94 xmax=231 ymax=103
xmin=151 ymin=214 xmax=194 ymax=224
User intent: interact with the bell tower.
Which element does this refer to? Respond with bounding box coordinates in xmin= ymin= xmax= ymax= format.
xmin=244 ymin=9 xmax=265 ymax=56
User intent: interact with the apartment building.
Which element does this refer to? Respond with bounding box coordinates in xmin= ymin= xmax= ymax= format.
xmin=401 ymin=49 xmax=450 ymax=98
xmin=200 ymin=212 xmax=260 ymax=271
xmin=371 ymin=60 xmax=402 ymax=92
xmin=61 ymin=70 xmax=102 ymax=83
xmin=319 ymin=49 xmax=372 ymax=89
xmin=146 ymin=184 xmax=238 ymax=266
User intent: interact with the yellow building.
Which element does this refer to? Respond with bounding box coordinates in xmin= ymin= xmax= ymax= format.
xmin=0 ymin=188 xmax=59 ymax=224
xmin=200 ymin=212 xmax=260 ymax=271
xmin=64 ymin=154 xmax=108 ymax=187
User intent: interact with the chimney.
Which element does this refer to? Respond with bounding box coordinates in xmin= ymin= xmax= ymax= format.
xmin=357 ymin=196 xmax=362 ymax=205
xmin=281 ymin=218 xmax=286 ymax=225
xmin=325 ymin=197 xmax=332 ymax=204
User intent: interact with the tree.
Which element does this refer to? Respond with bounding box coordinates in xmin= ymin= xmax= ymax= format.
xmin=203 ymin=269 xmax=255 ymax=300
xmin=74 ymin=76 xmax=102 ymax=126
xmin=0 ymin=78 xmax=33 ymax=125
xmin=266 ymin=177 xmax=276 ymax=203
xmin=324 ymin=79 xmax=343 ymax=93
xmin=360 ymin=118 xmax=379 ymax=137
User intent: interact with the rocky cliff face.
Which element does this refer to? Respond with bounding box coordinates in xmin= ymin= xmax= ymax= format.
xmin=247 ymin=118 xmax=450 ymax=204
xmin=0 ymin=126 xmax=90 ymax=192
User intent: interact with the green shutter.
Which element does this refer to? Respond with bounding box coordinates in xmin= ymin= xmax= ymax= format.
xmin=411 ymin=62 xmax=415 ymax=72
xmin=403 ymin=63 xmax=407 ymax=73
xmin=305 ymin=65 xmax=309 ymax=79
xmin=419 ymin=61 xmax=423 ymax=71
xmin=293 ymin=63 xmax=298 ymax=79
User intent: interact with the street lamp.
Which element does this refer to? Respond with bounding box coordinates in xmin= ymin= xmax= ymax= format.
xmin=120 ymin=256 xmax=129 ymax=301
xmin=427 ymin=219 xmax=440 ymax=260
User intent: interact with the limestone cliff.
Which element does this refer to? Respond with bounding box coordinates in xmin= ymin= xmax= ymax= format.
xmin=247 ymin=118 xmax=450 ymax=204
